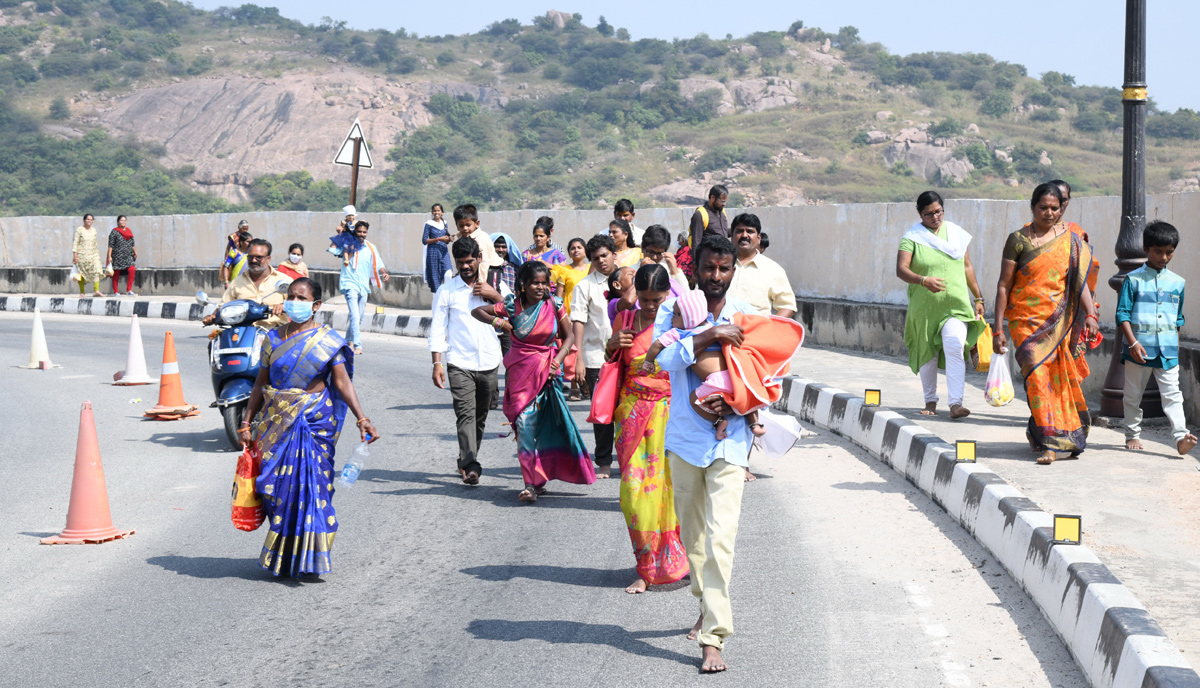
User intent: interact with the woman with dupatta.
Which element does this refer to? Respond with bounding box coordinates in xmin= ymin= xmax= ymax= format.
xmin=472 ymin=261 xmax=596 ymax=502
xmin=896 ymin=191 xmax=988 ymax=419
xmin=993 ymin=184 xmax=1101 ymax=465
xmin=606 ymin=264 xmax=688 ymax=594
xmin=239 ymin=278 xmax=380 ymax=576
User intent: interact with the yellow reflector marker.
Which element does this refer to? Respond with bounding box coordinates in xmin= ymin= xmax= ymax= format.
xmin=955 ymin=440 xmax=976 ymax=463
xmin=375 ymin=306 xmax=385 ymax=314
xmin=1053 ymin=515 xmax=1082 ymax=545
xmin=864 ymin=389 xmax=881 ymax=407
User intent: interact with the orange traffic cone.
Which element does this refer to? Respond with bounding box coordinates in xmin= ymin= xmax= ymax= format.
xmin=144 ymin=331 xmax=199 ymax=420
xmin=42 ymin=401 xmax=135 ymax=545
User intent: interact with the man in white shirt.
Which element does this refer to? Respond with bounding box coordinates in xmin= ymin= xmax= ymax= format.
xmin=570 ymin=234 xmax=618 ymax=477
xmin=430 ymin=236 xmax=507 ymax=485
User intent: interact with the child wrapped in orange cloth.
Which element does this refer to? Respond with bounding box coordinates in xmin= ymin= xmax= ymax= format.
xmin=642 ymin=289 xmax=805 ymax=439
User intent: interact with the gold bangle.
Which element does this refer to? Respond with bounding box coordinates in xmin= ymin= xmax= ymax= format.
xmin=355 ymin=417 xmax=370 ymax=427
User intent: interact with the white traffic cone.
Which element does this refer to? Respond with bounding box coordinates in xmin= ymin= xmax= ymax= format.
xmin=19 ymin=308 xmax=60 ymax=369
xmin=113 ymin=315 xmax=155 ymax=385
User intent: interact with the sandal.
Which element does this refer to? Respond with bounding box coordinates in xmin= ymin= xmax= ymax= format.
xmin=518 ymin=485 xmax=538 ymax=503
xmin=534 ymin=485 xmax=548 ymax=495
xmin=463 ymin=470 xmax=480 ymax=485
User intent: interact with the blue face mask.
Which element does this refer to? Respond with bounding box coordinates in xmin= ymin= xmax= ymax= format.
xmin=283 ymin=300 xmax=314 ymax=323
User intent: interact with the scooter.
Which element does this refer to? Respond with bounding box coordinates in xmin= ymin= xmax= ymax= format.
xmin=196 ymin=291 xmax=274 ymax=450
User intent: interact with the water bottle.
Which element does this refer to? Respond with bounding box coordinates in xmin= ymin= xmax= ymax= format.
xmin=335 ymin=438 xmax=370 ymax=489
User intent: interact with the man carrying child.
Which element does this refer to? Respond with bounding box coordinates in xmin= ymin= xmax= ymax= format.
xmin=1115 ymin=220 xmax=1197 ymax=455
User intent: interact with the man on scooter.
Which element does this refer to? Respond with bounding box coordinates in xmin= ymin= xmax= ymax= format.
xmin=203 ymin=238 xmax=292 ymax=328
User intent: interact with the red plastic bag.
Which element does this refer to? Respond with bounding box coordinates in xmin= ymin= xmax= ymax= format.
xmin=231 ymin=442 xmax=264 ymax=532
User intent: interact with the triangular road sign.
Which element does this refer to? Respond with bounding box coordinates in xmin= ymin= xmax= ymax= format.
xmin=333 ymin=119 xmax=373 ymax=168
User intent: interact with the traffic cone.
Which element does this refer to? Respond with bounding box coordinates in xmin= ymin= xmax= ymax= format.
xmin=113 ymin=315 xmax=155 ymax=385
xmin=42 ymin=402 xmax=135 ymax=545
xmin=19 ymin=308 xmax=61 ymax=369
xmin=144 ymin=331 xmax=199 ymax=420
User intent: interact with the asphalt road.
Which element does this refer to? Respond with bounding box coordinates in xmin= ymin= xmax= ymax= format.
xmin=0 ymin=312 xmax=1086 ymax=687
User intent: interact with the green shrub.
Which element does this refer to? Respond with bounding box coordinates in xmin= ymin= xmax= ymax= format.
xmin=542 ymin=63 xmax=562 ymax=79
xmin=436 ymin=51 xmax=457 ymax=66
xmin=928 ymin=118 xmax=964 ymax=138
xmin=48 ymin=97 xmax=69 ymax=120
xmin=392 ymin=55 xmax=419 ymax=74
xmin=1030 ymin=108 xmax=1060 ymax=122
xmin=852 ymin=131 xmax=869 ymax=145
xmin=1072 ymin=110 xmax=1112 ymax=133
xmin=979 ymin=91 xmax=1013 ymax=118
xmin=572 ymin=178 xmax=601 ymax=202
xmin=890 ymin=161 xmax=913 ymax=176
xmin=1147 ymin=109 xmax=1200 ymax=140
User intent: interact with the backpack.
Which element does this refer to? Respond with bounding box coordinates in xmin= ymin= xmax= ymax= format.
xmin=690 ymin=206 xmax=728 ymax=246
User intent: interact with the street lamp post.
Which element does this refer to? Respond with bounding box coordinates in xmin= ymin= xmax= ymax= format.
xmin=1100 ymin=0 xmax=1162 ymax=417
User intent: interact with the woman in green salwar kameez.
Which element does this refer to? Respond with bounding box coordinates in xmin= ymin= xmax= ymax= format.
xmin=896 ymin=191 xmax=988 ymax=419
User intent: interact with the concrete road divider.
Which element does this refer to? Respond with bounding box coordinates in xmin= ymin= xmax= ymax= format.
xmin=774 ymin=376 xmax=1200 ymax=688
xmin=0 ymin=295 xmax=433 ymax=340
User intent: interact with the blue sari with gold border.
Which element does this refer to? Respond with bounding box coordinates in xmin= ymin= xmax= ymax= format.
xmin=252 ymin=325 xmax=353 ymax=577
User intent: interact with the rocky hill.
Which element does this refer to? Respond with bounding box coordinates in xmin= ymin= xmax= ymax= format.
xmin=3 ymin=1 xmax=1199 ymax=216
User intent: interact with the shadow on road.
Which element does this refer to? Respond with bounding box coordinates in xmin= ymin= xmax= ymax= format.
xmin=146 ymin=555 xmax=284 ymax=582
xmin=387 ymin=403 xmax=455 ymax=412
xmin=460 ymin=564 xmax=630 ymax=588
xmin=144 ymin=427 xmax=234 ymax=453
xmin=466 ymin=619 xmax=696 ymax=666
xmin=365 ymin=468 xmax=619 ymax=512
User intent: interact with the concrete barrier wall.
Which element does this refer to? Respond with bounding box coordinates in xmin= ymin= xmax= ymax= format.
xmin=3 ymin=192 xmax=1198 ymax=332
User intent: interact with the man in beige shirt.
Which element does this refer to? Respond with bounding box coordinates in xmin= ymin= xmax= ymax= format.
xmin=570 ymin=234 xmax=618 ymax=476
xmin=203 ymin=238 xmax=293 ymax=329
xmin=727 ymin=213 xmax=796 ymax=319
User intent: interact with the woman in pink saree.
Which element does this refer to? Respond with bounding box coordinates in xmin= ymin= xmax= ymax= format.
xmin=473 ymin=261 xmax=596 ymax=502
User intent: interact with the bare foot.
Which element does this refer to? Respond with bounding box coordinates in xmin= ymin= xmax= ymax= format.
xmin=700 ymin=645 xmax=728 ymax=673
xmin=1125 ymin=438 xmax=1144 ymax=451
xmin=714 ymin=418 xmax=728 ymax=441
xmin=624 ymin=578 xmax=647 ymax=594
xmin=686 ymin=613 xmax=703 ymax=640
xmin=1036 ymin=451 xmax=1056 ymax=465
xmin=595 ymin=466 xmax=611 ymax=479
xmin=518 ymin=485 xmax=537 ymax=503
xmin=1178 ymin=434 xmax=1198 ymax=455
xmin=949 ymin=404 xmax=970 ymax=419
xmin=743 ymin=468 xmax=757 ymax=482
xmin=749 ymin=422 xmax=767 ymax=437
xmin=920 ymin=402 xmax=937 ymax=416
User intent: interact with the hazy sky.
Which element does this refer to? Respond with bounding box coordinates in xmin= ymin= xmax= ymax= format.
xmin=191 ymin=0 xmax=1199 ymax=111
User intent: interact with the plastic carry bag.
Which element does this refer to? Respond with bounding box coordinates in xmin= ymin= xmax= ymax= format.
xmin=971 ymin=322 xmax=993 ymax=372
xmin=984 ymin=351 xmax=1014 ymax=407
xmin=231 ymin=442 xmax=265 ymax=532
xmin=68 ymin=264 xmax=83 ymax=283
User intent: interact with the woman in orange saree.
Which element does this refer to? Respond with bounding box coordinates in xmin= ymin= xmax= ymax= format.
xmin=993 ymin=183 xmax=1101 ymax=464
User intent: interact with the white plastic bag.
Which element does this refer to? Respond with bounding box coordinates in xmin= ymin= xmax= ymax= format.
xmin=68 ymin=264 xmax=82 ymax=283
xmin=984 ymin=351 xmax=1015 ymax=407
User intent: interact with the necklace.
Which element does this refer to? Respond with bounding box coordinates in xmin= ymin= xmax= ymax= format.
xmin=1025 ymin=223 xmax=1061 ymax=248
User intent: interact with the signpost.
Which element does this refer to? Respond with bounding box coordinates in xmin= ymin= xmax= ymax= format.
xmin=333 ymin=118 xmax=373 ymax=207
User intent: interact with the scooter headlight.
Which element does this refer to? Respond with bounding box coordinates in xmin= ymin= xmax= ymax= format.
xmin=218 ymin=302 xmax=249 ymax=326
xmin=249 ymin=329 xmax=266 ymax=368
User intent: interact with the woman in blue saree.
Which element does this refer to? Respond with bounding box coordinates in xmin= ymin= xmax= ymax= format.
xmin=239 ymin=277 xmax=379 ymax=577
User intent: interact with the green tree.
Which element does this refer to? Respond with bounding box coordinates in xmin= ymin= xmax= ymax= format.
xmin=596 ymin=16 xmax=613 ymax=37
xmin=979 ymin=91 xmax=1013 ymax=118
xmin=48 ymin=96 xmax=69 ymax=120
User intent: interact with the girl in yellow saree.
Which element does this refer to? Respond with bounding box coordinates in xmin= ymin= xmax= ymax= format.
xmin=993 ymin=184 xmax=1101 ymax=464
xmin=239 ymin=278 xmax=379 ymax=576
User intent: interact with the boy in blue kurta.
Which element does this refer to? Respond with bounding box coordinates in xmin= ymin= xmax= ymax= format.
xmin=1115 ymin=220 xmax=1197 ymax=455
